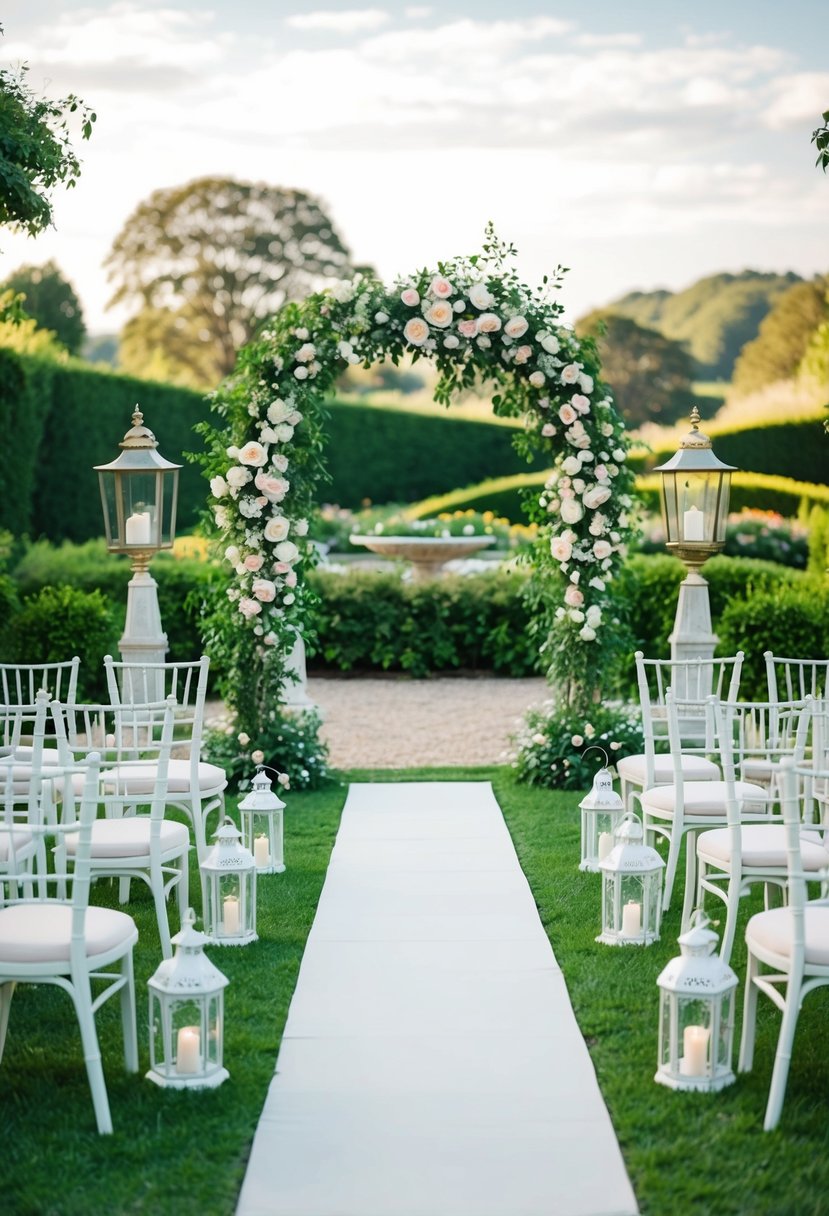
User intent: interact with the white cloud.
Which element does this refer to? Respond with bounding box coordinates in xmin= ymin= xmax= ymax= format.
xmin=285 ymin=9 xmax=390 ymax=34
xmin=764 ymin=72 xmax=829 ymax=129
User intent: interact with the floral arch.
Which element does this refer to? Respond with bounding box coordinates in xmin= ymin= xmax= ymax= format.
xmin=200 ymin=230 xmax=636 ymax=786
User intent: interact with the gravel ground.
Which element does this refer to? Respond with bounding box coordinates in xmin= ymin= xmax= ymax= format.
xmin=306 ymin=675 xmax=551 ymax=769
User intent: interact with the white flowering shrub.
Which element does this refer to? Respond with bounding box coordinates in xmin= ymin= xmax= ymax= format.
xmin=510 ymin=701 xmax=645 ymax=791
xmin=197 ymin=228 xmax=636 ymax=764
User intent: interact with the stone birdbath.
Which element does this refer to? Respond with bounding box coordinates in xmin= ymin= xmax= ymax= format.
xmin=348 ymin=534 xmax=497 ymax=581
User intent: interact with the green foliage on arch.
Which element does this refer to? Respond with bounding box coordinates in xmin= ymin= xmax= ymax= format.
xmin=197 ymin=231 xmax=636 ymax=785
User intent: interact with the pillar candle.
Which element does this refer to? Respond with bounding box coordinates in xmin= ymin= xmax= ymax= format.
xmin=222 ymin=894 xmax=240 ymax=935
xmin=176 ymin=1025 xmax=200 ymax=1074
xmin=125 ymin=510 xmax=151 ymax=545
xmin=683 ymin=506 xmax=705 ymax=541
xmin=680 ymin=1024 xmax=710 ymax=1076
xmin=254 ymin=834 xmax=270 ymax=869
xmin=598 ymin=832 xmax=614 ymax=861
xmin=621 ymin=900 xmax=641 ymax=937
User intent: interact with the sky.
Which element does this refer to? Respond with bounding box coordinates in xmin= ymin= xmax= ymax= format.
xmin=1 ymin=0 xmax=827 ymax=334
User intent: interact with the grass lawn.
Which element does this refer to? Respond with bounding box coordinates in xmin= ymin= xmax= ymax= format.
xmin=4 ymin=768 xmax=829 ymax=1215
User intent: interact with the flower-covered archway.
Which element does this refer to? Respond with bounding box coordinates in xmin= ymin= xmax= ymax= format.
xmin=200 ymin=229 xmax=636 ymax=786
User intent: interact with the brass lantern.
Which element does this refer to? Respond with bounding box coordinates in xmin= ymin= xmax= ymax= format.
xmin=653 ymin=407 xmax=735 ymax=572
xmin=95 ymin=407 xmax=181 ymax=564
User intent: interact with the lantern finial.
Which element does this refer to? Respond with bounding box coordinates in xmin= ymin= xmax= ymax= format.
xmin=119 ymin=406 xmax=159 ymax=450
xmin=678 ymin=405 xmax=713 ymax=451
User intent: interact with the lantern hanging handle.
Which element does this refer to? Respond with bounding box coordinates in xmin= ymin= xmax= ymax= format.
xmin=688 ymin=907 xmax=711 ymax=930
xmin=254 ymin=763 xmax=287 ymax=783
xmin=582 ymin=745 xmax=609 ymax=768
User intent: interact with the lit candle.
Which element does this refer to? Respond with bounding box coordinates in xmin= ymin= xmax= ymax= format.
xmin=222 ymin=894 xmax=240 ymax=935
xmin=680 ymin=1024 xmax=710 ymax=1076
xmin=254 ymin=834 xmax=270 ymax=869
xmin=621 ymin=900 xmax=641 ymax=938
xmin=683 ymin=505 xmax=705 ymax=542
xmin=176 ymin=1025 xmax=200 ymax=1074
xmin=598 ymin=832 xmax=614 ymax=861
xmin=125 ymin=510 xmax=151 ymax=545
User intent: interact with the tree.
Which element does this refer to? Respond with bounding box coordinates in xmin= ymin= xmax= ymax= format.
xmin=105 ymin=177 xmax=356 ymax=386
xmin=575 ymin=310 xmax=694 ymax=427
xmin=0 ymin=31 xmax=95 ymax=236
xmin=1 ymin=259 xmax=85 ymax=353
xmin=732 ymin=278 xmax=828 ymax=395
xmin=812 ymin=109 xmax=829 ymax=172
xmin=0 ymin=288 xmax=65 ymax=359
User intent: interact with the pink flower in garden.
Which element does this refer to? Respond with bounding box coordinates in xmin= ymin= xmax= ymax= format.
xmin=513 ymin=344 xmax=533 ymax=364
xmin=560 ymin=364 xmax=580 ymax=384
xmin=239 ymin=441 xmax=268 ymax=467
xmin=592 ymin=540 xmax=612 ymax=560
xmin=594 ymin=464 xmax=609 ymax=481
xmin=272 ymin=453 xmax=289 ymax=473
xmin=252 ymin=578 xmax=277 ymax=603
xmin=256 ymin=474 xmax=290 ymax=503
xmin=238 ymin=597 xmax=262 ymax=619
xmin=430 ymin=276 xmax=453 ymax=298
xmin=564 ymin=584 xmax=584 ymax=608
xmin=583 ymin=486 xmax=612 ymax=510
xmin=285 ymin=570 xmax=298 ymax=588
xmin=425 ymin=301 xmax=453 ymax=328
xmin=529 ymin=371 xmax=545 ymax=388
xmin=571 ymin=393 xmax=591 ymax=414
xmin=273 ymin=561 xmax=290 ymax=574
xmin=400 ymin=288 xmax=420 ymax=306
xmin=264 ymin=516 xmax=290 ymax=542
xmin=295 ymin=343 xmax=316 ymax=363
xmin=477 ymin=312 xmax=502 ymax=333
xmin=504 ymin=316 xmax=529 ymax=339
xmin=558 ymin=404 xmax=577 ymax=425
xmin=457 ymin=319 xmax=478 ymax=338
xmin=541 ymin=423 xmax=555 ymax=437
xmin=243 ymin=554 xmax=264 ymax=571
xmin=550 ymin=536 xmax=573 ymax=562
xmin=404 ymin=317 xmax=429 ymax=346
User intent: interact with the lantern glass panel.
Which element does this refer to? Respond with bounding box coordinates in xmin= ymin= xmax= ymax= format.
xmin=149 ymin=992 xmax=224 ymax=1081
xmin=661 ymin=471 xmax=731 ymax=545
xmin=715 ymin=988 xmax=735 ymax=1069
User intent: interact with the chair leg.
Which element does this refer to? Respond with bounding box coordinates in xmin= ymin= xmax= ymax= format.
xmin=0 ymin=980 xmax=16 ymax=1063
xmin=120 ymin=950 xmax=138 ymax=1074
xmin=764 ymin=979 xmax=801 ymax=1131
xmin=680 ymin=831 xmax=697 ymax=929
xmin=719 ymin=872 xmax=743 ymax=968
xmin=739 ymin=950 xmax=760 ymax=1072
xmin=118 ymin=877 xmax=131 ymax=905
xmin=152 ymin=866 xmax=173 ymax=959
xmin=176 ymin=849 xmax=190 ymax=920
xmin=71 ymin=976 xmax=113 ymax=1135
xmin=662 ymin=823 xmax=683 ymax=912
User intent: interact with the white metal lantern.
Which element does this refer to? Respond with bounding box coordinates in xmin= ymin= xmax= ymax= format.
xmin=238 ymin=766 xmax=286 ymax=875
xmin=597 ymin=811 xmax=665 ymax=946
xmin=579 ymin=748 xmax=625 ymax=873
xmin=200 ymin=817 xmax=257 ymax=946
xmin=146 ymin=908 xmax=229 ymax=1089
xmin=655 ymin=911 xmax=738 ymax=1092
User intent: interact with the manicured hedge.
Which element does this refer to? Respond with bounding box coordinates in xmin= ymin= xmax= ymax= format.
xmin=305 ymin=567 xmax=542 ymax=677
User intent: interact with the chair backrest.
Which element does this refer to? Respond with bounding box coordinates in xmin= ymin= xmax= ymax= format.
xmin=103 ymin=656 xmax=209 ymax=758
xmin=778 ymin=708 xmax=829 ymax=969
xmin=0 ymin=659 xmax=80 ymax=706
xmin=635 ymin=652 xmax=743 ymax=783
xmin=50 ymin=697 xmax=176 ymax=819
xmin=0 ymin=751 xmax=102 ymax=914
xmin=0 ymin=689 xmax=50 ymax=811
xmin=765 ymin=652 xmax=829 ymax=704
xmin=708 ymin=696 xmax=813 ymax=833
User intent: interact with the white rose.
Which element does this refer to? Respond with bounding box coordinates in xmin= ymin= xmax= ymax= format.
xmin=586 ymin=605 xmax=602 ymax=628
xmin=210 ymin=476 xmax=228 ymax=498
xmin=275 ymin=540 xmax=299 ymax=563
xmin=504 ymin=316 xmax=529 ymax=339
xmin=294 ymin=366 xmax=309 ymax=380
xmin=443 ymin=334 xmax=460 ymax=348
xmin=294 ymin=518 xmax=309 ymax=536
xmin=267 ymin=400 xmax=292 ymax=424
xmin=295 ymin=328 xmax=309 ymax=341
xmin=579 ymin=626 xmax=597 ymax=642
xmin=540 ymin=333 xmax=560 ymax=354
xmin=529 ymin=371 xmax=546 ymax=388
xmin=295 ymin=342 xmax=316 ymax=362
xmin=375 ymin=311 xmax=389 ymax=323
xmin=226 ymin=466 xmax=252 ymax=489
xmin=264 ymin=516 xmax=290 ymax=542
xmin=239 ymin=441 xmax=268 ymax=467
xmin=425 ymin=300 xmax=453 ymax=328
xmin=468 ymin=282 xmax=495 ymax=309
xmin=560 ymin=364 xmax=580 ymax=384
xmin=593 ymin=540 xmax=612 ymax=560
xmin=337 ymin=340 xmax=353 ymax=359
xmin=477 ymin=312 xmax=502 ymax=333
xmin=272 ymin=453 xmax=289 ymax=472
xmin=583 ymin=486 xmax=612 ymax=510
xmin=550 ymin=536 xmax=573 ymax=562
xmin=562 ymin=456 xmax=581 ymax=476
xmin=276 ymin=424 xmax=294 ymax=442
xmin=226 ymin=445 xmax=240 ymax=459
xmin=225 ymin=545 xmax=240 ymax=563
xmin=578 ymin=373 xmax=594 ymax=393
xmin=560 ymin=498 xmax=584 ymax=524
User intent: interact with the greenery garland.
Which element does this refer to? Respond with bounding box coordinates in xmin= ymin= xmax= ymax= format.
xmin=198 ymin=228 xmax=636 ymax=785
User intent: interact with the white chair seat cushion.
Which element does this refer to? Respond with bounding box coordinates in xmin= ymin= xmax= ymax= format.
xmin=697 ymin=826 xmax=829 ymax=870
xmin=0 ymin=746 xmax=61 ymax=765
xmin=65 ymin=817 xmax=190 ymax=859
xmin=640 ymin=780 xmax=768 ymax=818
xmin=617 ymin=753 xmax=720 ymax=785
xmin=0 ymin=829 xmax=33 ymax=861
xmin=0 ymin=903 xmax=137 ymax=963
xmin=746 ymin=905 xmax=829 ymax=967
xmin=102 ymin=759 xmax=227 ymax=796
xmin=741 ymin=757 xmax=778 ymax=783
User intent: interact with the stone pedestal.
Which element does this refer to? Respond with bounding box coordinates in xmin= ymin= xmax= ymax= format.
xmin=669 ymin=570 xmax=717 ymax=666
xmin=281 ymin=629 xmax=318 ymax=715
xmin=119 ymin=568 xmax=168 ymax=700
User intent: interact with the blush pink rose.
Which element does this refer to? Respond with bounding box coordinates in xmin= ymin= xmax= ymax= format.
xmin=252 ymin=578 xmax=276 ymax=603
xmin=238 ymin=597 xmax=262 ymax=619
xmin=403 ymin=317 xmax=429 ymax=346
xmin=425 ymin=301 xmax=453 ymax=328
xmin=285 ymin=570 xmax=298 ymax=588
xmin=457 ymin=319 xmax=478 ymax=338
xmin=571 ymin=393 xmax=591 ymax=413
xmin=477 ymin=312 xmax=502 ymax=333
xmin=400 ymin=288 xmax=420 ymax=306
xmin=255 ymin=473 xmax=289 ymax=502
xmin=560 ymin=364 xmax=580 ymax=384
xmin=559 ymin=405 xmax=577 ymax=425
xmin=243 ymin=554 xmax=264 ymax=571
xmin=541 ymin=423 xmax=555 ymax=437
xmin=504 ymin=316 xmax=529 ymax=339
xmin=264 ymin=516 xmax=290 ymax=542
xmin=550 ymin=536 xmax=572 ymax=562
xmin=564 ymin=585 xmax=584 ymax=608
xmin=272 ymin=561 xmax=290 ymax=574
xmin=593 ymin=540 xmax=613 ymax=560
xmin=513 ymin=344 xmax=533 ymax=364
xmin=430 ymin=276 xmax=453 ymax=298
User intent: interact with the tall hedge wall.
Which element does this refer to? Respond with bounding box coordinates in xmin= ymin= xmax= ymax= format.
xmin=0 ymin=356 xmax=546 ymax=541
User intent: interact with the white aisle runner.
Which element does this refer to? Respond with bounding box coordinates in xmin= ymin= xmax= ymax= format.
xmin=236 ymin=782 xmax=639 ymax=1216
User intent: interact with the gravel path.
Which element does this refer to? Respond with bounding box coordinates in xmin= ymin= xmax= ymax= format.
xmin=306 ymin=675 xmax=551 ymax=769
